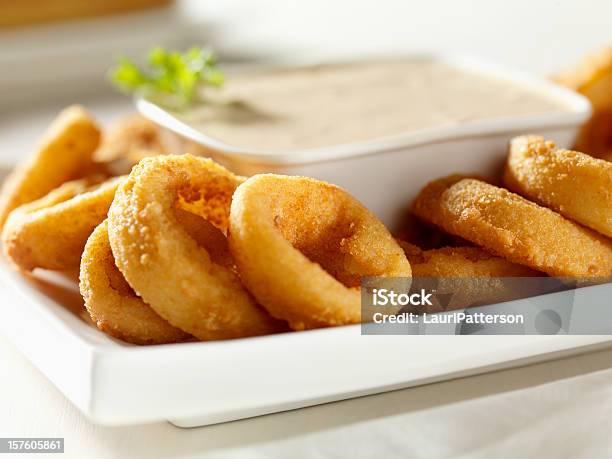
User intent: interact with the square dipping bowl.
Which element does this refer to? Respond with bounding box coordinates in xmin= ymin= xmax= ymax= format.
xmin=137 ymin=54 xmax=592 ymax=229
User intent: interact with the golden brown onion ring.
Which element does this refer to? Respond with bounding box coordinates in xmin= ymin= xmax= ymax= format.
xmin=108 ymin=155 xmax=285 ymax=340
xmin=555 ymin=46 xmax=612 ymax=111
xmin=228 ymin=174 xmax=412 ymax=330
xmin=94 ymin=114 xmax=166 ymax=163
xmin=398 ymin=241 xmax=542 ymax=312
xmin=398 ymin=240 xmax=541 ymax=278
xmin=411 ymin=176 xmax=612 ymax=277
xmin=2 ymin=175 xmax=122 ymax=272
xmin=80 ymin=221 xmax=192 ymax=345
xmin=0 ymin=105 xmax=101 ymax=229
xmin=504 ymin=135 xmax=612 ymax=237
xmin=94 ymin=114 xmax=209 ymax=175
xmin=556 ymin=46 xmax=612 ymax=160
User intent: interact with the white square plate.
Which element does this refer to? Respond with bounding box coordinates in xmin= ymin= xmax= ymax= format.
xmin=1 ymin=56 xmax=608 ymax=427
xmin=0 ymin=262 xmax=610 ymax=427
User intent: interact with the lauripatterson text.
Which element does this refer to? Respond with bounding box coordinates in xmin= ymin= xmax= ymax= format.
xmin=372 ymin=312 xmax=525 ymax=325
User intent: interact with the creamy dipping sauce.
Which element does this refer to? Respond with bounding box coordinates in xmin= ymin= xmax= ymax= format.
xmin=177 ymin=58 xmax=567 ymax=153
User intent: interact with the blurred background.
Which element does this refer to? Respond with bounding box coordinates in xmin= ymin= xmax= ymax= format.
xmin=0 ymin=0 xmax=610 ymax=165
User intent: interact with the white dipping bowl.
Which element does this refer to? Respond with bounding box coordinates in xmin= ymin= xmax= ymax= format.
xmin=138 ymin=54 xmax=591 ymax=229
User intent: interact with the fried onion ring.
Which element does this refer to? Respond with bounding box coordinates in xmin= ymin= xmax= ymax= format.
xmin=578 ymin=112 xmax=612 ymax=162
xmin=411 ymin=176 xmax=612 ymax=277
xmin=0 ymin=105 xmax=101 ymax=229
xmin=398 ymin=241 xmax=542 ymax=312
xmin=80 ymin=221 xmax=192 ymax=345
xmin=107 ymin=155 xmax=285 ymax=340
xmin=94 ymin=114 xmax=167 ymax=163
xmin=2 ymin=175 xmax=122 ymax=272
xmin=556 ymin=46 xmax=612 ymax=110
xmin=556 ymin=46 xmax=612 ymax=160
xmin=398 ymin=240 xmax=541 ymax=278
xmin=228 ymin=174 xmax=412 ymax=330
xmin=94 ymin=114 xmax=209 ymax=174
xmin=504 ymin=135 xmax=612 ymax=237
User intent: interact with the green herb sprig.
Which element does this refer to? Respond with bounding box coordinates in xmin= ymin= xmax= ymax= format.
xmin=109 ymin=46 xmax=224 ymax=107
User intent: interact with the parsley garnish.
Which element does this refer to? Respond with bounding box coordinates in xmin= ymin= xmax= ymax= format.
xmin=109 ymin=46 xmax=224 ymax=108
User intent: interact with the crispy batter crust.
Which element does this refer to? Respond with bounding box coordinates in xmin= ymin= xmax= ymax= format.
xmin=398 ymin=241 xmax=541 ymax=278
xmin=556 ymin=46 xmax=612 ymax=110
xmin=412 ymin=176 xmax=612 ymax=277
xmin=0 ymin=106 xmax=101 ymax=229
xmin=94 ymin=114 xmax=167 ymax=162
xmin=398 ymin=241 xmax=542 ymax=311
xmin=504 ymin=135 xmax=612 ymax=237
xmin=228 ymin=174 xmax=412 ymax=330
xmin=2 ymin=176 xmax=122 ymax=271
xmin=80 ymin=221 xmax=191 ymax=345
xmin=556 ymin=47 xmax=612 ymax=160
xmin=94 ymin=114 xmax=210 ymax=175
xmin=108 ymin=155 xmax=285 ymax=340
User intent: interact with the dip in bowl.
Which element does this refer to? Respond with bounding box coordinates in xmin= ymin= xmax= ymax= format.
xmin=138 ymin=55 xmax=590 ymax=227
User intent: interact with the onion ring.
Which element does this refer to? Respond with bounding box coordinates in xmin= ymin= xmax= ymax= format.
xmin=504 ymin=135 xmax=612 ymax=237
xmin=411 ymin=175 xmax=612 ymax=277
xmin=228 ymin=174 xmax=412 ymax=330
xmin=0 ymin=105 xmax=101 ymax=229
xmin=80 ymin=221 xmax=192 ymax=345
xmin=398 ymin=241 xmax=543 ymax=312
xmin=94 ymin=114 xmax=208 ymax=175
xmin=107 ymin=155 xmax=285 ymax=340
xmin=94 ymin=114 xmax=167 ymax=163
xmin=556 ymin=46 xmax=612 ymax=160
xmin=578 ymin=112 xmax=612 ymax=162
xmin=2 ymin=175 xmax=122 ymax=272
xmin=398 ymin=240 xmax=541 ymax=278
xmin=555 ymin=46 xmax=612 ymax=110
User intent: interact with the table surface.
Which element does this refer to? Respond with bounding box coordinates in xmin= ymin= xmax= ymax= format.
xmin=2 ymin=330 xmax=612 ymax=459
xmin=1 ymin=1 xmax=612 ymax=457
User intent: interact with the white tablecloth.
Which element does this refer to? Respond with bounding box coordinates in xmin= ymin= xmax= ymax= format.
xmin=1 ymin=331 xmax=612 ymax=458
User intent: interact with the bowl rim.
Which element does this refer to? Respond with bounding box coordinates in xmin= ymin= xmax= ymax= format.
xmin=136 ymin=53 xmax=592 ymax=166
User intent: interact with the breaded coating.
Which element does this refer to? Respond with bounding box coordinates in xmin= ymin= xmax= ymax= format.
xmin=0 ymin=105 xmax=101 ymax=229
xmin=80 ymin=221 xmax=192 ymax=345
xmin=505 ymin=135 xmax=612 ymax=237
xmin=94 ymin=114 xmax=209 ymax=174
xmin=108 ymin=155 xmax=285 ymax=341
xmin=229 ymin=174 xmax=412 ymax=330
xmin=398 ymin=241 xmax=542 ymax=311
xmin=556 ymin=46 xmax=612 ymax=110
xmin=556 ymin=46 xmax=612 ymax=160
xmin=94 ymin=114 xmax=167 ymax=162
xmin=412 ymin=176 xmax=612 ymax=277
xmin=398 ymin=240 xmax=541 ymax=278
xmin=2 ymin=176 xmax=122 ymax=272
